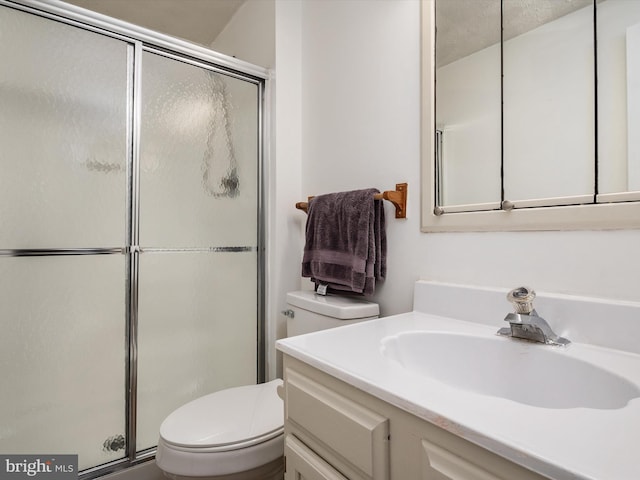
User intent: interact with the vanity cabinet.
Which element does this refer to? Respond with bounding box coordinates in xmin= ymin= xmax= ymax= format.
xmin=282 ymin=355 xmax=549 ymax=480
xmin=284 ymin=365 xmax=389 ymax=480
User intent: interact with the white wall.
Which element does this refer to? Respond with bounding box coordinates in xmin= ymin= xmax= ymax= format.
xmin=272 ymin=0 xmax=640 ymax=356
xmin=211 ymin=0 xmax=275 ymax=69
xmin=294 ymin=0 xmax=422 ymax=316
xmin=270 ymin=0 xmax=305 ymax=378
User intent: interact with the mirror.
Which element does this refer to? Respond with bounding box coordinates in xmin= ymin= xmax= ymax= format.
xmin=598 ymin=0 xmax=640 ymax=195
xmin=435 ymin=0 xmax=501 ymax=208
xmin=503 ymin=0 xmax=594 ymax=205
xmin=425 ymin=0 xmax=640 ymax=229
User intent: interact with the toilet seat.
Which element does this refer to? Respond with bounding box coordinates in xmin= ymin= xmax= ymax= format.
xmin=160 ymin=428 xmax=283 ymax=453
xmin=159 ymin=379 xmax=284 ymax=451
xmin=157 ymin=434 xmax=284 ymax=479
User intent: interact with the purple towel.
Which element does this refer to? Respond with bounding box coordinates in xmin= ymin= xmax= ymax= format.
xmin=301 ymin=189 xmax=386 ymax=295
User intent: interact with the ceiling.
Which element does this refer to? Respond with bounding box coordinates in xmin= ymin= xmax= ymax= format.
xmin=436 ymin=0 xmax=593 ymax=67
xmin=63 ymin=0 xmax=246 ymax=47
xmin=63 ymin=0 xmax=594 ymax=67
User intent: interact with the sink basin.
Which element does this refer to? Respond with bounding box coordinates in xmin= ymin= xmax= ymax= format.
xmin=381 ymin=331 xmax=640 ymax=409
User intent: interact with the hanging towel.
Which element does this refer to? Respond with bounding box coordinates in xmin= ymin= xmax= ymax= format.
xmin=301 ymin=188 xmax=386 ymax=295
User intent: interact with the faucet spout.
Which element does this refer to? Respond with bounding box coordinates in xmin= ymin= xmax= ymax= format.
xmin=497 ymin=288 xmax=570 ymax=346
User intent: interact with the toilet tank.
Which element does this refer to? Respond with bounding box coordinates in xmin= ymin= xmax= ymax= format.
xmin=285 ymin=291 xmax=379 ymax=337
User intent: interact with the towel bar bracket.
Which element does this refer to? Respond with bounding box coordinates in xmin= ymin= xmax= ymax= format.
xmin=385 ymin=183 xmax=408 ymax=219
xmin=295 ymin=183 xmax=408 ymax=219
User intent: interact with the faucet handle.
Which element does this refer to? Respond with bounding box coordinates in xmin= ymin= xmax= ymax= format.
xmin=507 ymin=286 xmax=536 ymax=314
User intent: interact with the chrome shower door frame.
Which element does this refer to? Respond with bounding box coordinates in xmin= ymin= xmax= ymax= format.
xmin=0 ymin=1 xmax=269 ymax=478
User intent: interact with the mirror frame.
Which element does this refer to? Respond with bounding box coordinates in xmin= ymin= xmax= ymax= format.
xmin=420 ymin=0 xmax=640 ymax=232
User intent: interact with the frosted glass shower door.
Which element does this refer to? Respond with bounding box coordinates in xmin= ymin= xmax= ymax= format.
xmin=0 ymin=257 xmax=127 ymax=469
xmin=0 ymin=5 xmax=130 ymax=470
xmin=0 ymin=2 xmax=265 ymax=474
xmin=136 ymin=51 xmax=261 ymax=451
xmin=0 ymin=6 xmax=129 ymax=249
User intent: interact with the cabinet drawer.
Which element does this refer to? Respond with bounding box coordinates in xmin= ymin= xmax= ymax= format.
xmin=422 ymin=438 xmax=505 ymax=480
xmin=285 ymin=369 xmax=389 ymax=480
xmin=285 ymin=434 xmax=348 ymax=480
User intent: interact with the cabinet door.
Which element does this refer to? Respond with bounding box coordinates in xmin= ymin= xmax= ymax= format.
xmin=285 ymin=435 xmax=349 ymax=480
xmin=285 ymin=369 xmax=389 ymax=480
xmin=422 ymin=439 xmax=505 ymax=480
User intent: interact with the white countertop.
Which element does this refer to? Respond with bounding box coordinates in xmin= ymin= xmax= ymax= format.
xmin=276 ymin=311 xmax=640 ymax=480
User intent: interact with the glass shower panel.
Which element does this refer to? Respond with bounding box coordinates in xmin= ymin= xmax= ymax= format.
xmin=136 ymin=251 xmax=258 ymax=450
xmin=139 ymin=51 xmax=259 ymax=248
xmin=0 ymin=255 xmax=127 ymax=470
xmin=0 ymin=6 xmax=129 ymax=249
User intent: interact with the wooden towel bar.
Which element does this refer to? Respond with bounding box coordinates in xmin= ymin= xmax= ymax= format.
xmin=295 ymin=183 xmax=407 ymax=219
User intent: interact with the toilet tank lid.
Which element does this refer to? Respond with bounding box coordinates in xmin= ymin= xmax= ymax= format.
xmin=286 ymin=291 xmax=379 ymax=319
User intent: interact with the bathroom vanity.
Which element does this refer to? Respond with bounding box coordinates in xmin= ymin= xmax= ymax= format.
xmin=281 ymin=355 xmax=547 ymax=480
xmin=276 ymin=281 xmax=640 ymax=480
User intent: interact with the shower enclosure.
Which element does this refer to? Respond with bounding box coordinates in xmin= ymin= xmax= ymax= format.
xmin=0 ymin=1 xmax=267 ymax=477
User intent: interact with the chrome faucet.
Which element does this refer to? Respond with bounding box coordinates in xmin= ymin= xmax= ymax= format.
xmin=497 ymin=287 xmax=570 ymax=346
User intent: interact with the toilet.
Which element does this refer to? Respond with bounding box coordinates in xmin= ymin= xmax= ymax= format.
xmin=155 ymin=291 xmax=379 ymax=480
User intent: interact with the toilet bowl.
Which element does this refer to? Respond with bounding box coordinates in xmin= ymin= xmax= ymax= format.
xmin=156 ymin=291 xmax=379 ymax=479
xmin=156 ymin=380 xmax=284 ymax=480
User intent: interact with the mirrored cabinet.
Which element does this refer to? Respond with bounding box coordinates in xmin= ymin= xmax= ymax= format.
xmin=422 ymin=0 xmax=640 ymax=231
